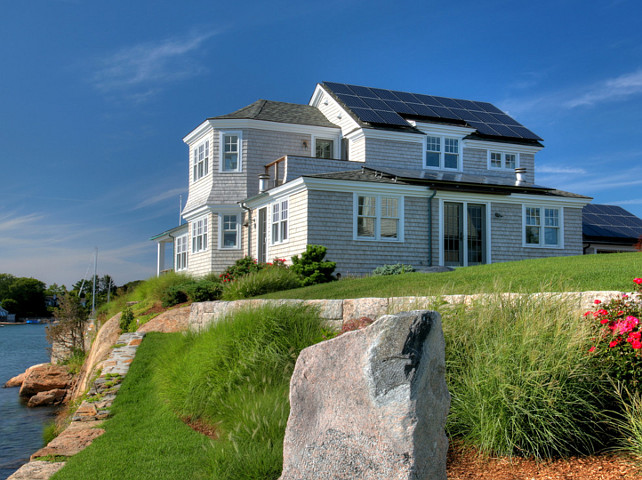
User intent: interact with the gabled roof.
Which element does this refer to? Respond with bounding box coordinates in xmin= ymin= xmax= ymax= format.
xmin=583 ymin=204 xmax=642 ymax=241
xmin=210 ymin=99 xmax=339 ymax=128
xmin=320 ymin=82 xmax=542 ymax=146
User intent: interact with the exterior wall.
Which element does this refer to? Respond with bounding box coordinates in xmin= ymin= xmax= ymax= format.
xmin=265 ymin=190 xmax=309 ymax=262
xmin=285 ymin=156 xmax=361 ymax=183
xmin=183 ymin=130 xmax=215 ymax=213
xmin=519 ymin=153 xmax=535 ymax=183
xmin=306 ymin=190 xmax=432 ymax=276
xmin=187 ymin=213 xmax=215 ymax=277
xmin=490 ymin=203 xmax=583 ymax=263
xmin=349 ymin=135 xmax=367 ymax=163
xmin=315 ymin=89 xmax=361 ymax=137
xmin=363 ymin=137 xmax=424 ymax=171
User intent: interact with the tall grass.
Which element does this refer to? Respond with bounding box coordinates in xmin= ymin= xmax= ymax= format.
xmin=443 ymin=294 xmax=613 ymax=458
xmin=221 ymin=268 xmax=302 ymax=300
xmin=611 ymin=385 xmax=642 ymax=461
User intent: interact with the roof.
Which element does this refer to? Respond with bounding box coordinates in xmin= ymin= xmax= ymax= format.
xmin=150 ymin=224 xmax=188 ymax=241
xmin=320 ymin=81 xmax=542 ymax=145
xmin=583 ymin=204 xmax=642 ymax=240
xmin=210 ymin=99 xmax=339 ymax=128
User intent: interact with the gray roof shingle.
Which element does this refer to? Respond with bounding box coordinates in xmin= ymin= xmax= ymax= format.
xmin=210 ymin=100 xmax=339 ymax=128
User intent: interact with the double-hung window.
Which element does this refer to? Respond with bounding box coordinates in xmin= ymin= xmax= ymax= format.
xmin=175 ymin=235 xmax=188 ymax=271
xmin=524 ymin=206 xmax=561 ymax=247
xmin=220 ymin=214 xmax=240 ymax=249
xmin=355 ymin=194 xmax=402 ymax=241
xmin=271 ymin=200 xmax=288 ymax=244
xmin=192 ymin=140 xmax=209 ymax=181
xmin=315 ymin=139 xmax=334 ymax=159
xmin=192 ymin=216 xmax=208 ymax=253
xmin=489 ymin=151 xmax=518 ymax=170
xmin=220 ymin=132 xmax=242 ymax=172
xmin=425 ymin=136 xmax=460 ymax=170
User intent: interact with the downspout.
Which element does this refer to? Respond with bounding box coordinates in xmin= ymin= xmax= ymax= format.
xmin=239 ymin=202 xmax=252 ymax=258
xmin=427 ymin=187 xmax=437 ymax=267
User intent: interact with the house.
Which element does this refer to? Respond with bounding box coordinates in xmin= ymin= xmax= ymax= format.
xmin=582 ymin=204 xmax=642 ymax=254
xmin=0 ymin=306 xmax=16 ymax=322
xmin=152 ymin=82 xmax=591 ymax=277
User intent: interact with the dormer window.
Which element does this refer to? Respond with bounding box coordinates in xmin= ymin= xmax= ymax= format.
xmin=192 ymin=140 xmax=209 ymax=181
xmin=489 ymin=151 xmax=518 ymax=170
xmin=315 ymin=139 xmax=334 ymax=159
xmin=425 ymin=136 xmax=460 ymax=170
xmin=220 ymin=132 xmax=242 ymax=172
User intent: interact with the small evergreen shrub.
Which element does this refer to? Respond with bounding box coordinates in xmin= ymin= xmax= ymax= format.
xmin=222 ymin=268 xmax=301 ymax=300
xmin=184 ymin=281 xmax=223 ymax=303
xmin=290 ymin=245 xmax=336 ymax=286
xmin=372 ymin=263 xmax=415 ymax=276
xmin=119 ymin=306 xmax=135 ymax=332
xmin=161 ymin=284 xmax=190 ymax=308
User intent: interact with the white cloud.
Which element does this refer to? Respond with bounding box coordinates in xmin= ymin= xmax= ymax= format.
xmin=133 ymin=187 xmax=186 ymax=210
xmin=564 ymin=69 xmax=642 ymax=108
xmin=537 ymin=166 xmax=587 ymax=175
xmin=611 ymin=198 xmax=642 ymax=206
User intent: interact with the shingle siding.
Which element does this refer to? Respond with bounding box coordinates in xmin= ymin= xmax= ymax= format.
xmin=364 ymin=137 xmax=424 ymax=171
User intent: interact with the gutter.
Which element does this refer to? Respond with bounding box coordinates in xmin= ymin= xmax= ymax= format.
xmin=239 ymin=201 xmax=252 ymax=258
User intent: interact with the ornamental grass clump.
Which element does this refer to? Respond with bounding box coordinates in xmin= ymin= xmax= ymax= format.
xmin=444 ymin=294 xmax=612 ymax=459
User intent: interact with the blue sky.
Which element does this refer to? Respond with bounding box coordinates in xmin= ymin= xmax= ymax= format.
xmin=2 ymin=0 xmax=642 ymax=287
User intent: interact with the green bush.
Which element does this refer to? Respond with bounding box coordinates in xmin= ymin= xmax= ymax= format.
xmin=161 ymin=284 xmax=190 ymax=308
xmin=372 ymin=263 xmax=415 ymax=276
xmin=222 ymin=268 xmax=301 ymax=300
xmin=220 ymin=256 xmax=262 ymax=283
xmin=444 ymin=294 xmax=613 ymax=458
xmin=290 ymin=245 xmax=336 ymax=286
xmin=184 ymin=280 xmax=223 ymax=303
xmin=61 ymin=348 xmax=87 ymax=375
xmin=119 ymin=306 xmax=135 ymax=332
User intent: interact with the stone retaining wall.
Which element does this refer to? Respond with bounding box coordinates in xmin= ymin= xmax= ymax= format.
xmin=189 ymin=290 xmax=632 ymax=331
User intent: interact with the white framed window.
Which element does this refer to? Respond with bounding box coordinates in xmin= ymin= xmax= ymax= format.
xmin=271 ymin=199 xmax=288 ymax=244
xmin=219 ymin=214 xmax=240 ymax=249
xmin=175 ymin=235 xmax=188 ymax=271
xmin=523 ymin=206 xmax=562 ymax=248
xmin=489 ymin=151 xmax=519 ymax=170
xmin=192 ymin=140 xmax=209 ymax=181
xmin=191 ymin=216 xmax=208 ymax=253
xmin=425 ymin=135 xmax=460 ymax=170
xmin=354 ymin=194 xmax=403 ymax=241
xmin=220 ymin=132 xmax=242 ymax=172
xmin=315 ymin=139 xmax=334 ymax=159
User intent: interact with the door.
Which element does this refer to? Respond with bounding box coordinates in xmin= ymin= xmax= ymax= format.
xmin=258 ymin=207 xmax=267 ymax=263
xmin=466 ymin=204 xmax=486 ymax=266
xmin=444 ymin=202 xmax=463 ymax=266
xmin=443 ymin=202 xmax=486 ymax=267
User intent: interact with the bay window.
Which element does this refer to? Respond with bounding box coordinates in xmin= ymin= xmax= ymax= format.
xmin=220 ymin=214 xmax=240 ymax=249
xmin=192 ymin=216 xmax=208 ymax=253
xmin=271 ymin=199 xmax=288 ymax=244
xmin=175 ymin=234 xmax=188 ymax=271
xmin=220 ymin=132 xmax=242 ymax=172
xmin=192 ymin=140 xmax=209 ymax=181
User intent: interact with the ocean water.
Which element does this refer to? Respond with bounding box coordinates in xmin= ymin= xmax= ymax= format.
xmin=0 ymin=324 xmax=58 ymax=480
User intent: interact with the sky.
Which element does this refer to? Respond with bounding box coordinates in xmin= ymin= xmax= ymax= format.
xmin=1 ymin=0 xmax=642 ymax=288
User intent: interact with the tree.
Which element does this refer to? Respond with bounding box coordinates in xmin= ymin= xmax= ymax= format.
xmin=7 ymin=277 xmax=47 ymax=318
xmin=46 ymin=293 xmax=89 ymax=355
xmin=0 ymin=273 xmax=16 ymax=300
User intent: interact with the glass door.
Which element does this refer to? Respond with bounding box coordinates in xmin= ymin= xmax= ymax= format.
xmin=443 ymin=202 xmax=487 ymax=267
xmin=467 ymin=204 xmax=486 ymax=266
xmin=444 ymin=202 xmax=463 ymax=266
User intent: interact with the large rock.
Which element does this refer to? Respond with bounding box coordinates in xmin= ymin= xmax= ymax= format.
xmin=280 ymin=310 xmax=450 ymax=480
xmin=31 ymin=420 xmax=105 ymax=459
xmin=7 ymin=460 xmax=65 ymax=480
xmin=19 ymin=364 xmax=72 ymax=398
xmin=3 ymin=363 xmax=48 ymax=388
xmin=27 ymin=388 xmax=68 ymax=407
xmin=138 ymin=306 xmax=190 ymax=333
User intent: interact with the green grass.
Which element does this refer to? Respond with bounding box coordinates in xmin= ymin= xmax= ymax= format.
xmin=52 ymin=304 xmax=326 ymax=480
xmin=259 ymin=253 xmax=642 ymax=300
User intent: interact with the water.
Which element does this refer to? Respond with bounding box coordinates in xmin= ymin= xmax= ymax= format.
xmin=0 ymin=324 xmax=58 ymax=480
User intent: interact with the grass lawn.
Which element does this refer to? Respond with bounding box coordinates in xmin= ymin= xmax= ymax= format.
xmin=260 ymin=252 xmax=642 ymax=300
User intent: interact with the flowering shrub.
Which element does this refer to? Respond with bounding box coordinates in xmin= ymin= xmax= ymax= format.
xmin=219 ymin=256 xmax=287 ymax=283
xmin=586 ymin=278 xmax=642 ymax=389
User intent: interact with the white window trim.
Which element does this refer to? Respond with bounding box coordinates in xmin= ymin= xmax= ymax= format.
xmin=422 ymin=135 xmax=463 ymax=171
xmin=218 ymin=213 xmax=241 ymax=250
xmin=219 ymin=131 xmax=243 ymax=173
xmin=522 ymin=205 xmax=564 ymax=249
xmin=191 ymin=215 xmax=209 ymax=253
xmin=192 ymin=139 xmax=210 ymax=182
xmin=270 ymin=198 xmax=289 ymax=245
xmin=353 ymin=193 xmax=404 ymax=242
xmin=487 ymin=151 xmax=520 ymax=171
xmin=312 ymin=135 xmax=340 ymax=159
xmin=175 ymin=234 xmax=188 ymax=271
xmin=437 ymin=199 xmax=491 ymax=267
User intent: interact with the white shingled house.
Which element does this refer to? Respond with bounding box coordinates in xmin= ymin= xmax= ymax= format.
xmin=152 ymin=82 xmax=591 ymax=277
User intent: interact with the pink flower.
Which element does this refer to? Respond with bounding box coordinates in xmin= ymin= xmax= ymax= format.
xmin=632 ymin=340 xmax=642 ymax=349
xmin=600 ymin=319 xmax=609 ymax=325
xmin=594 ymin=299 xmax=602 ymax=305
xmin=597 ymin=309 xmax=608 ymax=316
xmin=633 ymin=278 xmax=642 ymax=285
xmin=589 ymin=346 xmax=596 ymax=353
xmin=609 ymin=340 xmax=619 ymax=348
xmin=583 ymin=311 xmax=592 ymax=317
xmin=622 ymin=295 xmax=629 ymax=299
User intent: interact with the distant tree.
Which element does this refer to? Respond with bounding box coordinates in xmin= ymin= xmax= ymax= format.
xmin=45 ymin=283 xmax=67 ymax=298
xmin=7 ymin=277 xmax=47 ymax=318
xmin=1 ymin=298 xmax=19 ymax=314
xmin=0 ymin=273 xmax=16 ymax=301
xmin=46 ymin=293 xmax=89 ymax=354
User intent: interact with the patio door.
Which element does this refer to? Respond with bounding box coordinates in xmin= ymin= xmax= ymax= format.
xmin=258 ymin=207 xmax=267 ymax=263
xmin=443 ymin=202 xmax=486 ymax=267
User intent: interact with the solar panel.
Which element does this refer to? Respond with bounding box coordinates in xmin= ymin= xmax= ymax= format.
xmin=323 ymin=82 xmax=543 ymax=141
xmin=582 ymin=204 xmax=642 ymax=239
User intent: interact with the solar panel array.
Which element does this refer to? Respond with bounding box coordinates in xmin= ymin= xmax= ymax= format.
xmin=323 ymin=81 xmax=542 ymax=142
xmin=582 ymin=204 xmax=642 ymax=239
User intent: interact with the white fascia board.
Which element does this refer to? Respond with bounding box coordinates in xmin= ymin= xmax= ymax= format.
xmin=309 ymin=84 xmax=361 ymax=132
xmin=183 ymin=204 xmax=243 ymax=221
xmin=435 ymin=190 xmax=514 ymax=203
xmin=509 ymin=193 xmax=591 ymax=208
xmin=410 ymin=121 xmax=475 ymax=137
xmin=464 ymin=139 xmax=543 ymax=154
xmin=244 ymin=178 xmax=307 ymax=209
xmin=435 ymin=190 xmax=590 ymax=208
xmin=302 ymin=177 xmax=432 ymax=197
xmin=183 ymin=121 xmax=212 ymax=145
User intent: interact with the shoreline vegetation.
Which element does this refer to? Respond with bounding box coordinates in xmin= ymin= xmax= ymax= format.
xmin=28 ymin=253 xmax=642 ymax=479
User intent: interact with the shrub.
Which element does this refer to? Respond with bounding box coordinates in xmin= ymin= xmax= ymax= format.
xmin=290 ymin=245 xmax=336 ymax=286
xmin=60 ymin=347 xmax=87 ymax=375
xmin=611 ymin=384 xmax=642 ymax=460
xmin=220 ymin=256 xmax=262 ymax=283
xmin=444 ymin=294 xmax=612 ymax=458
xmin=161 ymin=284 xmax=190 ymax=308
xmin=585 ymin=278 xmax=642 ymax=390
xmin=372 ymin=263 xmax=415 ymax=276
xmin=184 ymin=281 xmax=223 ymax=303
xmin=221 ymin=268 xmax=301 ymax=300
xmin=119 ymin=306 xmax=135 ymax=332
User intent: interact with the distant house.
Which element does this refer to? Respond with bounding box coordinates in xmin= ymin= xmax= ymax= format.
xmin=582 ymin=204 xmax=642 ymax=254
xmin=0 ymin=306 xmax=16 ymax=322
xmin=153 ymin=82 xmax=591 ymax=276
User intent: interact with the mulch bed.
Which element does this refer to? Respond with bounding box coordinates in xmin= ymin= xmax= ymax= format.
xmin=447 ymin=443 xmax=642 ymax=480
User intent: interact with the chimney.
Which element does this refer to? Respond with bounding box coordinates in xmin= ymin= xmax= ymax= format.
xmin=515 ymin=167 xmax=527 ymax=183
xmin=258 ymin=173 xmax=270 ymax=193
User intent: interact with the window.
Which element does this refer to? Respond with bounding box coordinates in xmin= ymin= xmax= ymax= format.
xmin=175 ymin=235 xmax=188 ymax=271
xmin=355 ymin=194 xmax=402 ymax=241
xmin=315 ymin=139 xmax=334 ymax=159
xmin=425 ymin=136 xmax=460 ymax=170
xmin=524 ymin=206 xmax=561 ymax=247
xmin=192 ymin=140 xmax=209 ymax=181
xmin=191 ymin=216 xmax=208 ymax=253
xmin=220 ymin=132 xmax=241 ymax=172
xmin=489 ymin=151 xmax=518 ymax=170
xmin=220 ymin=214 xmax=239 ymax=249
xmin=271 ymin=199 xmax=288 ymax=244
